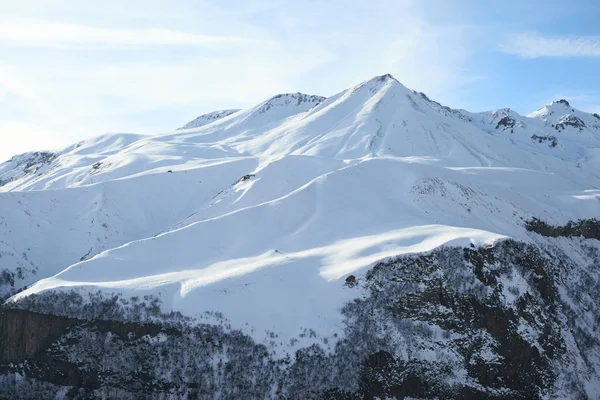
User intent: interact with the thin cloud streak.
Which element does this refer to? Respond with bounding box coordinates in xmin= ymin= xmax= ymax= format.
xmin=0 ymin=19 xmax=261 ymax=48
xmin=501 ymin=32 xmax=600 ymax=58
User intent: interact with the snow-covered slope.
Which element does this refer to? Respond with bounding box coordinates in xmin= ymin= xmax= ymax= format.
xmin=2 ymin=74 xmax=600 ymax=398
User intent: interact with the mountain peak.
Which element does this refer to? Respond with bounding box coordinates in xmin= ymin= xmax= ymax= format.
xmin=263 ymin=92 xmax=325 ymax=104
xmin=544 ymin=99 xmax=575 ymax=112
xmin=527 ymin=98 xmax=578 ymax=119
xmin=361 ymin=73 xmax=401 ymax=88
xmin=178 ymin=109 xmax=241 ymax=130
xmin=255 ymin=92 xmax=325 ymax=115
xmin=345 ymin=73 xmax=406 ymax=98
xmin=372 ymin=73 xmax=397 ymax=82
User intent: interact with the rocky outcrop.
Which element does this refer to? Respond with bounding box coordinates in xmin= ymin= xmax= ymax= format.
xmin=525 ymin=217 xmax=600 ymax=240
xmin=0 ymin=309 xmax=76 ymax=364
xmin=177 ymin=109 xmax=240 ymax=130
xmin=555 ymin=114 xmax=586 ymax=131
xmin=495 ymin=115 xmax=516 ymax=130
xmin=0 ymin=151 xmax=57 ymax=188
xmin=531 ymin=134 xmax=558 ymax=147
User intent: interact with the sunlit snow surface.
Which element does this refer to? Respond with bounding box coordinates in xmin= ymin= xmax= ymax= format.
xmin=3 ymin=74 xmax=600 ymax=354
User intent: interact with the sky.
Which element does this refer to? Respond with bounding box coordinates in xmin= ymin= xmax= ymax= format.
xmin=1 ymin=0 xmax=599 ymax=162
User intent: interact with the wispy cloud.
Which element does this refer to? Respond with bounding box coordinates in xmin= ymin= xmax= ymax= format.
xmin=0 ymin=62 xmax=43 ymax=101
xmin=501 ymin=32 xmax=600 ymax=58
xmin=0 ymin=121 xmax=72 ymax=162
xmin=0 ymin=19 xmax=258 ymax=48
xmin=381 ymin=22 xmax=482 ymax=99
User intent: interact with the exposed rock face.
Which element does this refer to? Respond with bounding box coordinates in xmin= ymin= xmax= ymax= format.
xmin=0 ymin=151 xmax=57 ymax=188
xmin=531 ymin=134 xmax=558 ymax=147
xmin=256 ymin=93 xmax=325 ymax=114
xmin=0 ymin=309 xmax=76 ymax=364
xmin=495 ymin=115 xmax=516 ymax=130
xmin=2 ymin=229 xmax=599 ymax=399
xmin=555 ymin=114 xmax=586 ymax=131
xmin=525 ymin=217 xmax=600 ymax=240
xmin=178 ymin=109 xmax=240 ymax=130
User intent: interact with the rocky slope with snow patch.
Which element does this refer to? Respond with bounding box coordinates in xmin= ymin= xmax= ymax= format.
xmin=1 ymin=74 xmax=599 ymax=399
xmin=178 ymin=109 xmax=241 ymax=130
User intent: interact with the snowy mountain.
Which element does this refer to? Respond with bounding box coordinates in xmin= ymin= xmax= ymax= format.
xmin=1 ymin=74 xmax=600 ymax=399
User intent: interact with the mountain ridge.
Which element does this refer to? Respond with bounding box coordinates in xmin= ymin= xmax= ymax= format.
xmin=0 ymin=75 xmax=600 ymax=195
xmin=2 ymin=74 xmax=599 ymax=190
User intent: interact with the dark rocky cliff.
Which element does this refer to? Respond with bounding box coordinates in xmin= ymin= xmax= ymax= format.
xmin=0 ymin=309 xmax=77 ymax=364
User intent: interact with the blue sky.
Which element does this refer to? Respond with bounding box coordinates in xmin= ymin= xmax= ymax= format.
xmin=1 ymin=0 xmax=599 ymax=161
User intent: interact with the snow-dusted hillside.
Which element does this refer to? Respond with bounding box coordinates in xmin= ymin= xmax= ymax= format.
xmin=1 ymin=74 xmax=600 ymax=398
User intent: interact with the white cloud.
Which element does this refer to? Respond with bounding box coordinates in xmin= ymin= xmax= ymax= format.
xmin=2 ymin=41 xmax=335 ymax=119
xmin=303 ymin=16 xmax=481 ymax=108
xmin=501 ymin=32 xmax=600 ymax=58
xmin=0 ymin=121 xmax=74 ymax=162
xmin=381 ymin=22 xmax=481 ymax=99
xmin=0 ymin=62 xmax=59 ymax=123
xmin=0 ymin=19 xmax=259 ymax=48
xmin=0 ymin=62 xmax=43 ymax=101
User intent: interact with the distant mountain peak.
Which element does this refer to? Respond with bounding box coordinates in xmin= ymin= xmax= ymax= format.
xmin=372 ymin=73 xmax=397 ymax=82
xmin=362 ymin=74 xmax=401 ymax=85
xmin=178 ymin=109 xmax=241 ymax=130
xmin=262 ymin=92 xmax=325 ymax=106
xmin=527 ymin=99 xmax=579 ymax=120
xmin=253 ymin=92 xmax=325 ymax=115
